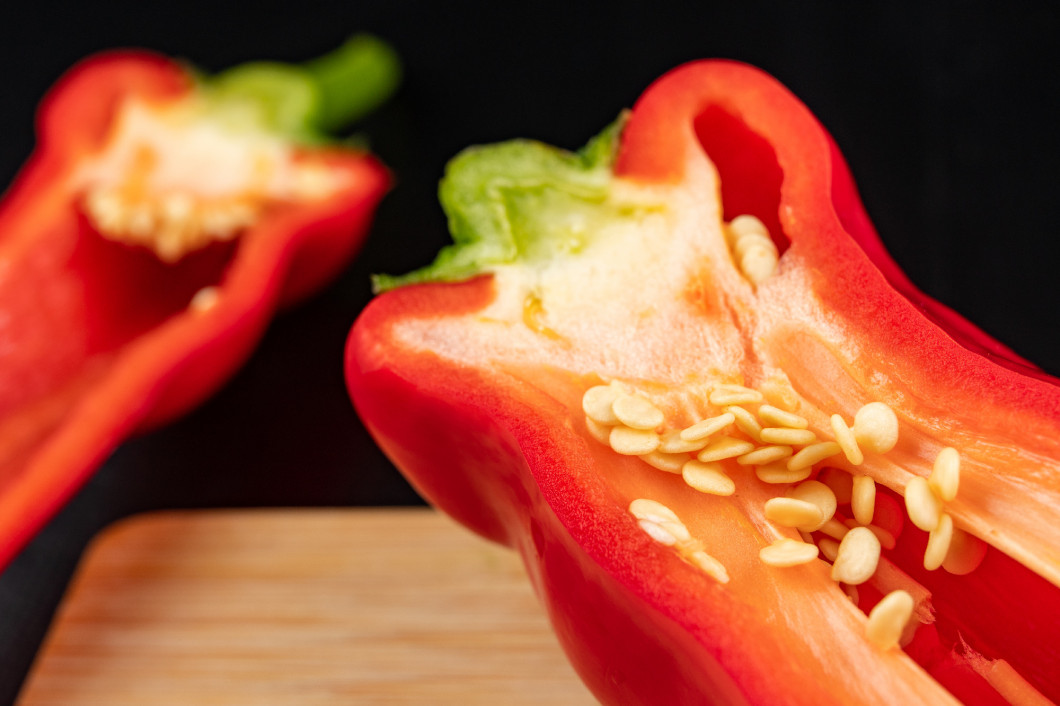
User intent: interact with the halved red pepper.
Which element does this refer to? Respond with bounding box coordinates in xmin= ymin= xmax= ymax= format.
xmin=347 ymin=60 xmax=1060 ymax=704
xmin=0 ymin=37 xmax=398 ymax=571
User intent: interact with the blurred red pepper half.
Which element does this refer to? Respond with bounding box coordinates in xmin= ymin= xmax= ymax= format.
xmin=347 ymin=60 xmax=1059 ymax=704
xmin=0 ymin=36 xmax=397 ymax=571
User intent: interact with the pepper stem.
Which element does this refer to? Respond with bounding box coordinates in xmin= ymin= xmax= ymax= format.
xmin=203 ymin=34 xmax=401 ymax=143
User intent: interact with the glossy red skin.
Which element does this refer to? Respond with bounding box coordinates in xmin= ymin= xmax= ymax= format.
xmin=0 ymin=51 xmax=389 ymax=571
xmin=347 ymin=61 xmax=1058 ymax=703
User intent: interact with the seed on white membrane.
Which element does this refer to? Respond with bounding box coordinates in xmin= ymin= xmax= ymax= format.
xmin=831 ymin=527 xmax=881 ymax=585
xmin=629 ymin=498 xmax=679 ymax=524
xmin=610 ymin=426 xmax=660 ymax=456
xmin=755 ymin=462 xmax=812 ymax=485
xmin=737 ymin=445 xmax=793 ymax=466
xmin=924 ymin=512 xmax=955 ymax=571
xmin=688 ymin=550 xmax=730 ymax=583
xmin=787 ymin=442 xmax=841 ymax=471
xmin=709 ymin=384 xmax=763 ymax=407
xmin=764 ymin=498 xmax=824 ymax=532
xmin=759 ymin=427 xmax=817 ymax=446
xmin=697 ymin=436 xmax=755 ymax=462
xmin=853 ymin=402 xmax=899 ymax=454
xmin=639 ymin=451 xmax=688 ymax=474
xmin=786 ymin=480 xmax=837 ymax=532
xmin=726 ymin=405 xmax=763 ymax=442
xmin=613 ymin=394 xmax=665 ymax=430
xmin=819 ymin=518 xmax=850 ymax=541
xmin=830 ymin=414 xmax=864 ymax=466
xmin=865 ymin=590 xmax=915 ymax=650
xmin=582 ymin=384 xmax=622 ymax=425
xmin=851 ymin=475 xmax=876 ymax=526
xmin=760 ymin=538 xmax=820 ymax=567
xmin=818 ymin=537 xmax=841 ymax=562
xmin=929 ymin=446 xmax=961 ymax=502
xmin=584 ymin=416 xmax=613 ymax=445
xmin=659 ymin=430 xmax=710 ymax=454
xmin=679 ymin=412 xmax=736 ymax=442
xmin=683 ymin=460 xmax=736 ymax=496
xmin=757 ymin=405 xmax=809 ymax=429
xmin=905 ymin=476 xmax=943 ymax=532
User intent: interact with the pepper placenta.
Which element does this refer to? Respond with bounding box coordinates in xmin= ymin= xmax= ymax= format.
xmin=0 ymin=36 xmax=397 ymax=571
xmin=347 ymin=60 xmax=1060 ymax=704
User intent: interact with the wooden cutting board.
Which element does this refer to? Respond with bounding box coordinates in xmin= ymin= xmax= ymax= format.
xmin=17 ymin=508 xmax=597 ymax=705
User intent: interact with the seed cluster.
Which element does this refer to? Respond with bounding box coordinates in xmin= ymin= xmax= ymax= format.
xmin=584 ymin=376 xmax=984 ymax=651
xmin=628 ymin=499 xmax=729 ymax=583
xmin=725 ymin=215 xmax=778 ymax=286
xmin=84 ymin=187 xmax=258 ymax=263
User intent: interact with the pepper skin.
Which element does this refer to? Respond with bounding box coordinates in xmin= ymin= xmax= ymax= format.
xmin=0 ymin=37 xmax=397 ymax=571
xmin=347 ymin=60 xmax=1059 ymax=704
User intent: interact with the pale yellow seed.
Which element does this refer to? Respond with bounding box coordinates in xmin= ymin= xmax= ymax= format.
xmin=942 ymin=528 xmax=988 ymax=575
xmin=639 ymin=451 xmax=687 ymax=474
xmin=658 ymin=430 xmax=710 ymax=454
xmin=682 ymin=460 xmax=736 ymax=496
xmin=759 ymin=377 xmax=799 ymax=410
xmin=584 ymin=416 xmax=613 ymax=445
xmin=697 ymin=436 xmax=755 ymax=462
xmin=757 ymin=405 xmax=809 ymax=429
xmin=582 ymin=385 xmax=621 ymax=425
xmin=709 ymin=384 xmax=763 ymax=407
xmin=754 ymin=462 xmax=812 ymax=485
xmin=759 ymin=538 xmax=820 ymax=567
xmin=610 ymin=426 xmax=660 ymax=456
xmin=831 ymin=526 xmax=881 ymax=585
xmin=741 ymin=244 xmax=778 ymax=285
xmin=818 ymin=537 xmax=841 ymax=562
xmin=613 ymin=394 xmax=665 ymax=430
xmin=728 ymin=214 xmax=768 ymax=240
xmin=760 ymin=427 xmax=817 ymax=446
xmin=905 ymin=476 xmax=943 ymax=532
xmin=929 ymin=447 xmax=960 ymax=502
xmin=679 ymin=412 xmax=736 ymax=442
xmin=637 ymin=519 xmax=682 ymax=546
xmin=764 ymin=497 xmax=824 ymax=532
xmin=726 ymin=405 xmax=763 ymax=442
xmin=787 ymin=441 xmax=841 ymax=471
xmin=733 ymin=230 xmax=774 ymax=260
xmin=830 ymin=414 xmax=864 ymax=465
xmin=819 ymin=518 xmax=850 ymax=541
xmin=924 ymin=512 xmax=954 ymax=571
xmin=688 ymin=550 xmax=730 ymax=583
xmin=629 ymin=498 xmax=679 ymax=524
xmin=853 ymin=402 xmax=899 ymax=454
xmin=737 ymin=445 xmax=793 ymax=466
xmin=851 ymin=475 xmax=876 ymax=526
xmin=786 ymin=480 xmax=837 ymax=532
xmin=865 ymin=590 xmax=915 ymax=650
xmin=189 ymin=286 xmax=219 ymax=312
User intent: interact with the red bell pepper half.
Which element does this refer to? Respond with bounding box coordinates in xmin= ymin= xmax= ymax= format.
xmin=347 ymin=60 xmax=1059 ymax=705
xmin=0 ymin=36 xmax=398 ymax=571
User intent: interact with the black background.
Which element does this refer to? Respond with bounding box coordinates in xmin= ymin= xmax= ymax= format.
xmin=1 ymin=1 xmax=1059 ymax=701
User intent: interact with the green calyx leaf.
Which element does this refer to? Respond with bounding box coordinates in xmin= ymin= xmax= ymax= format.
xmin=372 ymin=114 xmax=629 ymax=292
xmin=200 ymin=34 xmax=401 ymax=143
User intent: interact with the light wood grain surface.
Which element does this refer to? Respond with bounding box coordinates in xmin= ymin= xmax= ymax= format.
xmin=17 ymin=508 xmax=597 ymax=705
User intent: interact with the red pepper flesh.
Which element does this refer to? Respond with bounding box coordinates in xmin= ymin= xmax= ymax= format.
xmin=347 ymin=60 xmax=1059 ymax=704
xmin=0 ymin=40 xmax=396 ymax=571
